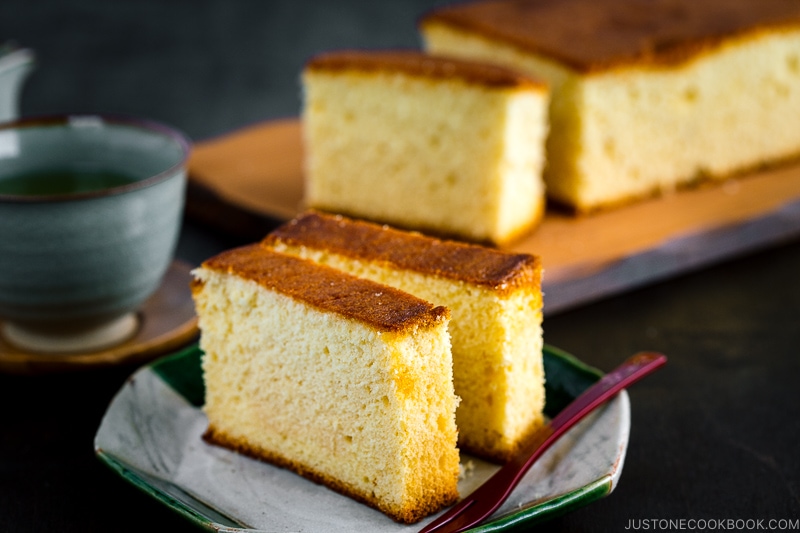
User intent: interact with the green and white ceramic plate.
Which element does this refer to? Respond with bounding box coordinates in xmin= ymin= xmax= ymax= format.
xmin=95 ymin=344 xmax=630 ymax=532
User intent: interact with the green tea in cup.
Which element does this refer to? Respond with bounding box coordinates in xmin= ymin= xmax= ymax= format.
xmin=0 ymin=168 xmax=138 ymax=196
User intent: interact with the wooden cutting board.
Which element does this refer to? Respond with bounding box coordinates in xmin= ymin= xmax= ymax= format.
xmin=187 ymin=118 xmax=800 ymax=315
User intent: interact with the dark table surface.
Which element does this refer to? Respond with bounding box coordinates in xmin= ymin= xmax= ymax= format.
xmin=2 ymin=1 xmax=799 ymax=532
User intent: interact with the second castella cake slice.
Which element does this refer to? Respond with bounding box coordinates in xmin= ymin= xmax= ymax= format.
xmin=191 ymin=246 xmax=459 ymax=524
xmin=264 ymin=211 xmax=546 ymax=463
xmin=301 ymin=50 xmax=549 ymax=246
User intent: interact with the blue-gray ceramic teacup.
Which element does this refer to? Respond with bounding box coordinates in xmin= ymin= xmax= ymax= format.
xmin=0 ymin=115 xmax=191 ymax=353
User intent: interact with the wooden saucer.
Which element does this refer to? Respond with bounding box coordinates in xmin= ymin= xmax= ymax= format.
xmin=0 ymin=260 xmax=199 ymax=374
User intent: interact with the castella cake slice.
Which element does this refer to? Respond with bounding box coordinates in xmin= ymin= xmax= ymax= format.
xmin=191 ymin=245 xmax=459 ymax=524
xmin=263 ymin=211 xmax=545 ymax=463
xmin=301 ymin=49 xmax=549 ymax=245
xmin=420 ymin=0 xmax=800 ymax=212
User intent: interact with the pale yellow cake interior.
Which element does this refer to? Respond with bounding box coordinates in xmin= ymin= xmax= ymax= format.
xmin=422 ymin=23 xmax=800 ymax=212
xmin=302 ymin=68 xmax=548 ymax=244
xmin=192 ymin=261 xmax=459 ymax=524
xmin=269 ymin=239 xmax=545 ymax=462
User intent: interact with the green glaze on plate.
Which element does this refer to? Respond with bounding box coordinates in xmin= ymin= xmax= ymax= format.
xmin=151 ymin=343 xmax=205 ymax=408
xmin=96 ymin=343 xmax=630 ymax=532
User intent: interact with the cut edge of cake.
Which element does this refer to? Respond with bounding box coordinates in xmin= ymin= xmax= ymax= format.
xmin=301 ymin=49 xmax=550 ymax=245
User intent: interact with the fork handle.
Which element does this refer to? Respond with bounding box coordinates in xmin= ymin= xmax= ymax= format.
xmin=419 ymin=351 xmax=667 ymax=533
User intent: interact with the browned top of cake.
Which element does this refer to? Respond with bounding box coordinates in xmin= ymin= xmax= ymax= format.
xmin=199 ymin=244 xmax=449 ymax=333
xmin=305 ymin=49 xmax=547 ymax=90
xmin=263 ymin=211 xmax=542 ymax=294
xmin=420 ymin=0 xmax=800 ymax=72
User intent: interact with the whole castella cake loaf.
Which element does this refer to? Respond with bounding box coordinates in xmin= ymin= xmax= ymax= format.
xmin=301 ymin=49 xmax=549 ymax=245
xmin=191 ymin=245 xmax=460 ymax=524
xmin=420 ymin=0 xmax=800 ymax=212
xmin=263 ymin=210 xmax=545 ymax=463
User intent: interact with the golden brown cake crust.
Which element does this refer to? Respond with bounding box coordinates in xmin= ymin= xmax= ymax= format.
xmin=199 ymin=244 xmax=449 ymax=332
xmin=263 ymin=211 xmax=542 ymax=294
xmin=420 ymin=0 xmax=800 ymax=72
xmin=305 ymin=48 xmax=547 ymax=89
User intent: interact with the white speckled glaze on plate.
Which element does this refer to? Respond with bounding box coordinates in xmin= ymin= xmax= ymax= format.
xmin=95 ymin=344 xmax=630 ymax=532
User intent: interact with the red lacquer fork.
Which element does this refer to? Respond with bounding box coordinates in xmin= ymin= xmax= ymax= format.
xmin=419 ymin=351 xmax=667 ymax=533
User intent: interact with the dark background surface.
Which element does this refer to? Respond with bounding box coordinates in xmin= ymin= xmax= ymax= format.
xmin=1 ymin=1 xmax=799 ymax=532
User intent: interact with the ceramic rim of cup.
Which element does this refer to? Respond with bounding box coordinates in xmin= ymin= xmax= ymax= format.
xmin=0 ymin=113 xmax=192 ymax=203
